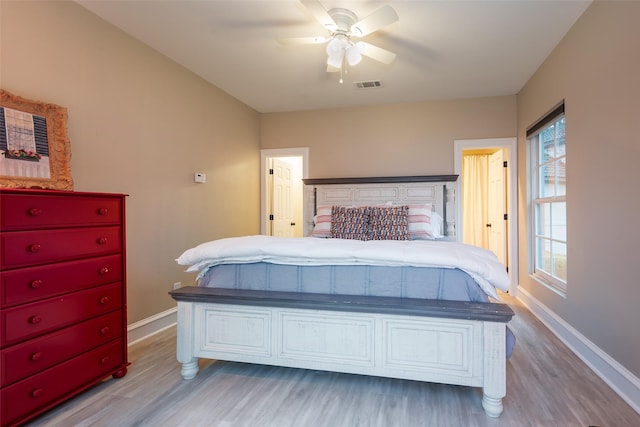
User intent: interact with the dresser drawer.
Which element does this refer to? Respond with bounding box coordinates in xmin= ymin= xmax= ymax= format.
xmin=0 ymin=283 xmax=122 ymax=347
xmin=0 ymin=338 xmax=124 ymax=426
xmin=1 ymin=311 xmax=122 ymax=386
xmin=0 ymin=226 xmax=121 ymax=269
xmin=0 ymin=194 xmax=121 ymax=231
xmin=1 ymin=255 xmax=122 ymax=308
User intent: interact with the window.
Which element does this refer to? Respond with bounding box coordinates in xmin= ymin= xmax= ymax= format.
xmin=527 ymin=102 xmax=567 ymax=294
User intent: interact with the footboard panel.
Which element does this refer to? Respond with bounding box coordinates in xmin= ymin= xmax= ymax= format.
xmin=382 ymin=317 xmax=482 ymax=385
xmin=171 ymin=287 xmax=513 ymax=417
xmin=197 ymin=306 xmax=272 ymax=358
xmin=278 ymin=311 xmax=374 ymax=366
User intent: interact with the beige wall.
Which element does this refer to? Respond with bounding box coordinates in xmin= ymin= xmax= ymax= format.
xmin=261 ymin=97 xmax=516 ymax=178
xmin=517 ymin=1 xmax=640 ymax=377
xmin=0 ymin=1 xmax=261 ymax=323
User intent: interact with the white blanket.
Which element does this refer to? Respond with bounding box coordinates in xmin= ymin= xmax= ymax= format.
xmin=176 ymin=235 xmax=510 ymax=299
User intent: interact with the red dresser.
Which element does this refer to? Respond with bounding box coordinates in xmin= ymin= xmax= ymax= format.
xmin=0 ymin=188 xmax=128 ymax=426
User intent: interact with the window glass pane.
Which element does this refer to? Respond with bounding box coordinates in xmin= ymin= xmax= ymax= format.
xmin=556 ymin=118 xmax=566 ymax=157
xmin=539 ymin=164 xmax=554 ymax=197
xmin=536 ymin=203 xmax=551 ymax=237
xmin=540 ymin=132 xmax=554 ymax=163
xmin=552 ymin=241 xmax=567 ymax=282
xmin=551 ymin=202 xmax=567 ymax=241
xmin=555 ymin=159 xmax=566 ymax=196
xmin=536 ymin=237 xmax=552 ymax=274
xmin=535 ymin=237 xmax=543 ymax=270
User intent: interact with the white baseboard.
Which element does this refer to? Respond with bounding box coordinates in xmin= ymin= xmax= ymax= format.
xmin=127 ymin=307 xmax=177 ymax=346
xmin=517 ymin=287 xmax=640 ymax=415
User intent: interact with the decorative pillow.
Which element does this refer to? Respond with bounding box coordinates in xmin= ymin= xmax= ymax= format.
xmin=406 ymin=204 xmax=437 ymax=240
xmin=331 ymin=206 xmax=370 ymax=240
xmin=369 ymin=205 xmax=409 ymax=240
xmin=310 ymin=205 xmax=332 ymax=238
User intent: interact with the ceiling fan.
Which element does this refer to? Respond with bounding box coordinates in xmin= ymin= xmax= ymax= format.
xmin=279 ymin=0 xmax=399 ymax=81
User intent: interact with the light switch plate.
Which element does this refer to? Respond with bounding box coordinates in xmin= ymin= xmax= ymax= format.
xmin=194 ymin=172 xmax=206 ymax=183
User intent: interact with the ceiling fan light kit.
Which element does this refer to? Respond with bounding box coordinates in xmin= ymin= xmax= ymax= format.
xmin=281 ymin=0 xmax=399 ymax=83
xmin=345 ymin=42 xmax=364 ymax=66
xmin=326 ymin=37 xmax=363 ymax=66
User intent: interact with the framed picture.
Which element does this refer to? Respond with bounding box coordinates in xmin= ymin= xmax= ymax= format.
xmin=0 ymin=89 xmax=73 ymax=190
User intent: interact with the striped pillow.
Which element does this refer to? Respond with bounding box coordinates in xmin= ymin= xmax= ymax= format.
xmin=331 ymin=206 xmax=370 ymax=240
xmin=310 ymin=205 xmax=332 ymax=238
xmin=406 ymin=204 xmax=437 ymax=240
xmin=369 ymin=205 xmax=409 ymax=240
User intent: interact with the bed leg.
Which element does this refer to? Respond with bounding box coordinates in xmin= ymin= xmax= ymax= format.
xmin=482 ymin=394 xmax=504 ymax=418
xmin=176 ymin=301 xmax=199 ymax=380
xmin=482 ymin=321 xmax=507 ymax=417
xmin=181 ymin=358 xmax=200 ymax=380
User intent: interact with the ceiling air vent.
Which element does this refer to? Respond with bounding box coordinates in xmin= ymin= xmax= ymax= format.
xmin=354 ymin=80 xmax=383 ymax=89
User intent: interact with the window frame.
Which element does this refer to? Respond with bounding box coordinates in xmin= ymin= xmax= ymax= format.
xmin=527 ymin=102 xmax=567 ymax=294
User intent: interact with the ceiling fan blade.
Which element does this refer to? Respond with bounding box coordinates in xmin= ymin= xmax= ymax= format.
xmin=350 ymin=5 xmax=398 ymax=37
xmin=300 ymin=0 xmax=337 ymax=32
xmin=360 ymin=42 xmax=397 ymax=64
xmin=278 ymin=36 xmax=330 ymax=45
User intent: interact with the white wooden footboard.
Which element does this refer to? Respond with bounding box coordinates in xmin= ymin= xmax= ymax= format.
xmin=170 ymin=287 xmax=514 ymax=417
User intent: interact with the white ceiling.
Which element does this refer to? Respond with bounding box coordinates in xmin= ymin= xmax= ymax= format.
xmin=75 ymin=0 xmax=591 ymax=113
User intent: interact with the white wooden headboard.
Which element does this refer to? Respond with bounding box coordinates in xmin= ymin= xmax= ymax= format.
xmin=302 ymin=175 xmax=458 ymax=239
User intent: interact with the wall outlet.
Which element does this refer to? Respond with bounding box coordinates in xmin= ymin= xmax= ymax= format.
xmin=172 ymin=282 xmax=182 ymax=290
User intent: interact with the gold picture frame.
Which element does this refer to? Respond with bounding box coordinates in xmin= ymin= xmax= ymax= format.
xmin=0 ymin=89 xmax=73 ymax=190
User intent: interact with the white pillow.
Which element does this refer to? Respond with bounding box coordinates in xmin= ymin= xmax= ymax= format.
xmin=428 ymin=211 xmax=445 ymax=238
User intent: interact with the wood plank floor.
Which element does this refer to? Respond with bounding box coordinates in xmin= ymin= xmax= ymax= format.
xmin=26 ymin=295 xmax=640 ymax=427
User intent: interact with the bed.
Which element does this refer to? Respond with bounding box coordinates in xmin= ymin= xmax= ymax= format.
xmin=170 ymin=175 xmax=514 ymax=417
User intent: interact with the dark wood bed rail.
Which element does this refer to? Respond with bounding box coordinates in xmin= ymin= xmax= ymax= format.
xmin=170 ymin=287 xmax=514 ymax=323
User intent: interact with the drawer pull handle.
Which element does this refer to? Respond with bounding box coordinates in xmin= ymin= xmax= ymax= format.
xmin=97 ymin=208 xmax=109 ymax=216
xmin=31 ymin=351 xmax=43 ymax=361
xmin=100 ymin=297 xmax=110 ymax=305
xmin=29 ymin=244 xmax=42 ymax=253
xmin=100 ymin=326 xmax=110 ymax=335
xmin=30 ymin=279 xmax=43 ymax=288
xmin=31 ymin=388 xmax=44 ymax=398
xmin=99 ymin=267 xmax=110 ymax=275
xmin=28 ymin=208 xmax=43 ymax=216
xmin=30 ymin=315 xmax=42 ymax=324
xmin=100 ymin=356 xmax=110 ymax=365
xmin=97 ymin=237 xmax=108 ymax=245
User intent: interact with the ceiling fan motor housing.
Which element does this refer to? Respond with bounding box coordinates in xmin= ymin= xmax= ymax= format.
xmin=327 ymin=8 xmax=358 ymax=36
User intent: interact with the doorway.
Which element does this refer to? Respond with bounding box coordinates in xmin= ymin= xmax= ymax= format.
xmin=454 ymin=138 xmax=518 ymax=294
xmin=260 ymin=148 xmax=309 ymax=237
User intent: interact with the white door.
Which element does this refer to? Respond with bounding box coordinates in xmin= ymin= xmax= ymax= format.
xmin=271 ymin=158 xmax=295 ymax=237
xmin=487 ymin=150 xmax=507 ymax=266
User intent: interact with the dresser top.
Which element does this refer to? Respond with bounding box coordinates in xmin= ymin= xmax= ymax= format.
xmin=0 ymin=188 xmax=127 ymax=198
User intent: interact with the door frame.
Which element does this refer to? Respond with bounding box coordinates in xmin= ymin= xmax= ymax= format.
xmin=454 ymin=137 xmax=518 ymax=294
xmin=260 ymin=147 xmax=309 ymax=236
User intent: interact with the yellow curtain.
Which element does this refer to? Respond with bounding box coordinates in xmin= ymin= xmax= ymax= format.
xmin=462 ymin=154 xmax=489 ymax=248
